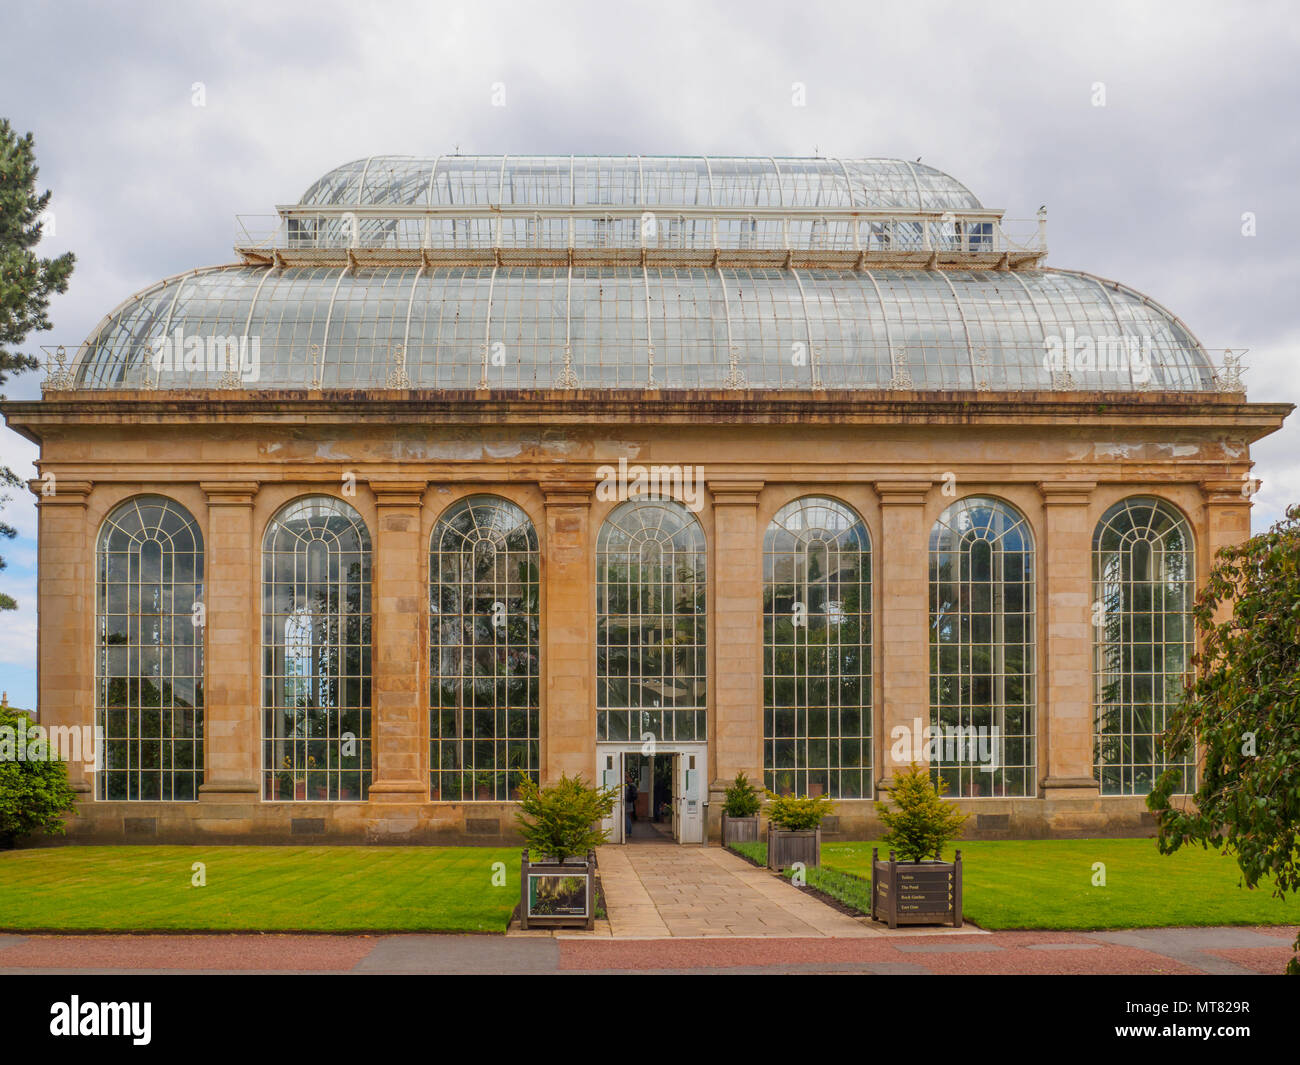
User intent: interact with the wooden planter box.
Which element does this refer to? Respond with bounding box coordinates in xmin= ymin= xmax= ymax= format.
xmin=767 ymin=826 xmax=820 ymax=870
xmin=722 ymin=814 xmax=759 ymax=844
xmin=519 ymin=849 xmax=596 ymax=930
xmin=870 ymin=848 xmax=963 ymax=928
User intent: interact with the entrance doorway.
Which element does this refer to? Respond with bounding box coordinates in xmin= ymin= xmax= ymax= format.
xmin=598 ymin=744 xmax=705 ymax=844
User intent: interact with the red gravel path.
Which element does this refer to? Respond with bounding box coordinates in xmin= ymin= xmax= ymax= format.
xmin=0 ymin=934 xmax=375 ymax=971
xmin=1 ymin=927 xmax=1295 ymax=974
xmin=556 ymin=930 xmax=1203 ymax=974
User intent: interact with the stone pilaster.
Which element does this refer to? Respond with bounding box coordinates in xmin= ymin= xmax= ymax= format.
xmin=199 ymin=481 xmax=260 ymax=801
xmin=1200 ymin=478 xmax=1254 ymax=624
xmin=874 ymin=479 xmax=932 ymax=792
xmin=366 ymin=481 xmax=429 ymax=801
xmin=30 ymin=478 xmax=93 ymax=793
xmin=1038 ymin=481 xmax=1100 ymax=797
xmin=707 ymin=480 xmax=764 ymax=793
xmin=540 ymin=480 xmax=596 ymax=784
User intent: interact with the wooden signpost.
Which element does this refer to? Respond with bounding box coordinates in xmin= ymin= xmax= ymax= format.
xmin=871 ymin=848 xmax=963 ymax=928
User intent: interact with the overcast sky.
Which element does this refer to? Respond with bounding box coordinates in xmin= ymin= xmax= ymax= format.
xmin=1 ymin=0 xmax=1297 ymax=708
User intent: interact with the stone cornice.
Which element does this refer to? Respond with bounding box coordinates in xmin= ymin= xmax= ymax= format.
xmin=2 ymin=390 xmax=1291 ymax=445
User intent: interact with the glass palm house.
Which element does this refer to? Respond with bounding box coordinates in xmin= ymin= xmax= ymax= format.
xmin=3 ymin=154 xmax=1287 ymax=844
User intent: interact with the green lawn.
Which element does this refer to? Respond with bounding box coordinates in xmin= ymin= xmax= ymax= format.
xmin=728 ymin=839 xmax=1296 ymax=930
xmin=0 ymin=846 xmax=520 ymax=933
xmin=814 ymin=840 xmax=1296 ymax=930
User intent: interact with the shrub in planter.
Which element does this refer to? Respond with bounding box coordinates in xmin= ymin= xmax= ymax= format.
xmin=871 ymin=762 xmax=968 ymax=927
xmin=0 ymin=706 xmax=79 ymax=847
xmin=721 ymin=772 xmax=761 ymax=844
xmin=763 ymin=790 xmax=834 ymax=869
xmin=514 ymin=774 xmax=616 ymax=863
xmin=515 ymin=774 xmax=616 ymax=929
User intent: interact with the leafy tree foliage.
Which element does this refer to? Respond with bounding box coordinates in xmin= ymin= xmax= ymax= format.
xmin=0 ymin=704 xmax=78 ymax=843
xmin=1149 ymin=503 xmax=1300 ymax=973
xmin=0 ymin=119 xmax=75 ymax=611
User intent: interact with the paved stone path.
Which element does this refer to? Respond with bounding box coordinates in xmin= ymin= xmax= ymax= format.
xmin=589 ymin=843 xmax=974 ymax=938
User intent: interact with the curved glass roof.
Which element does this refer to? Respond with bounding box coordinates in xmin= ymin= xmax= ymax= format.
xmin=73 ymin=265 xmax=1214 ymax=392
xmin=298 ymin=155 xmax=984 ymax=212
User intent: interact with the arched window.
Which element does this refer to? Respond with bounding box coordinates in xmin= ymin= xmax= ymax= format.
xmin=262 ymin=497 xmax=371 ymax=801
xmin=763 ymin=497 xmax=872 ymax=798
xmin=930 ymin=496 xmax=1036 ymax=797
xmin=1093 ymin=497 xmax=1195 ymax=796
xmin=429 ymin=495 xmax=540 ymax=802
xmin=596 ymin=499 xmax=706 ymax=743
xmin=96 ymin=496 xmax=204 ymax=800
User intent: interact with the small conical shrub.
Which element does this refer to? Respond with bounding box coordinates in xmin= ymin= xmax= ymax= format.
xmin=875 ymin=763 xmax=968 ymax=862
xmin=722 ymin=773 xmax=761 ymax=818
xmin=514 ymin=774 xmax=616 ymax=863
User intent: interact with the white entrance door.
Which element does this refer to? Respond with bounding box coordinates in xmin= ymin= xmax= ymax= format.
xmin=675 ymin=750 xmax=703 ymax=844
xmin=596 ymin=742 xmax=706 ymax=844
xmin=599 ymin=751 xmax=624 ymax=844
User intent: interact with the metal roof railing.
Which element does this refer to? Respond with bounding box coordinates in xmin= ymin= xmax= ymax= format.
xmin=234 ymin=204 xmax=1048 ymax=270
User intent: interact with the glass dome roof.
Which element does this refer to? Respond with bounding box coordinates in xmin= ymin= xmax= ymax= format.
xmin=72 ymin=264 xmax=1215 ymax=392
xmin=297 ymin=155 xmax=984 ymax=212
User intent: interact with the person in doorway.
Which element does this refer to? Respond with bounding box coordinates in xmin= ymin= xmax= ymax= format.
xmin=624 ymin=772 xmax=638 ymax=839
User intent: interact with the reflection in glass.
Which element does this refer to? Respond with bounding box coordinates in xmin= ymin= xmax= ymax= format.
xmin=1093 ymin=498 xmax=1195 ymax=796
xmin=75 ymin=266 xmax=1215 ymax=394
xmin=930 ymin=496 xmax=1036 ymax=797
xmin=262 ymin=497 xmax=371 ymax=801
xmin=429 ymin=495 xmax=540 ymax=802
xmin=597 ymin=498 xmax=706 ymax=743
xmin=763 ymin=497 xmax=872 ymax=798
xmin=96 ymin=496 xmax=204 ymax=800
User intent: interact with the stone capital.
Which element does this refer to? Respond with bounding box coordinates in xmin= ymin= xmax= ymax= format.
xmin=200 ymin=480 xmax=259 ymax=506
xmin=28 ymin=477 xmax=92 ymax=506
xmin=707 ymin=479 xmax=763 ymax=506
xmin=369 ymin=480 xmax=427 ymax=508
xmin=1038 ymin=480 xmax=1096 ymax=506
xmin=1200 ymin=477 xmax=1251 ymax=506
xmin=540 ymin=479 xmax=596 ymax=508
xmin=873 ymin=479 xmax=931 ymax=506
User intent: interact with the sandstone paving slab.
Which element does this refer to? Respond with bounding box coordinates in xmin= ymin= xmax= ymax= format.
xmin=1082 ymin=927 xmax=1288 ymax=976
xmin=355 ymin=934 xmax=558 ymax=973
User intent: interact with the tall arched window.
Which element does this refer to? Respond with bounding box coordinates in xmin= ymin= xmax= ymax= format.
xmin=1093 ymin=497 xmax=1195 ymax=796
xmin=763 ymin=496 xmax=872 ymax=798
xmin=930 ymin=496 xmax=1036 ymax=797
xmin=597 ymin=498 xmax=706 ymax=743
xmin=262 ymin=496 xmax=371 ymax=801
xmin=430 ymin=495 xmax=540 ymax=802
xmin=96 ymin=496 xmax=204 ymax=801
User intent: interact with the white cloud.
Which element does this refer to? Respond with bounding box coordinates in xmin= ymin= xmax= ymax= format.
xmin=0 ymin=0 xmax=1296 ymax=684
